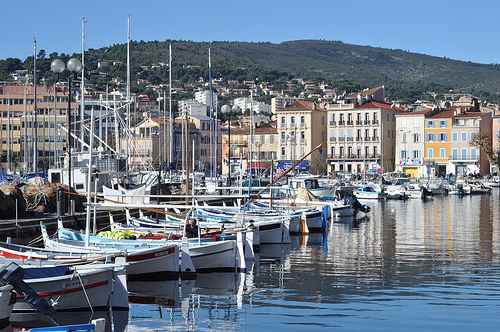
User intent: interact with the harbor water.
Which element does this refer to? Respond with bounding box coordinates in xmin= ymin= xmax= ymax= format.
xmin=12 ymin=191 xmax=500 ymax=331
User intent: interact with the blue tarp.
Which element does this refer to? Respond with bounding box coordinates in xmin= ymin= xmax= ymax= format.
xmin=24 ymin=265 xmax=68 ymax=280
xmin=277 ymin=161 xmax=308 ymax=170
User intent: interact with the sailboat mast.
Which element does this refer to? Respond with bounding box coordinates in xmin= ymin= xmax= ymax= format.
xmin=7 ymin=92 xmax=11 ymax=173
xmin=169 ymin=44 xmax=173 ymax=174
xmin=81 ymin=18 xmax=86 ymax=151
xmin=126 ymin=15 xmax=131 ymax=171
xmin=208 ymin=47 xmax=214 ymax=179
xmin=23 ymin=82 xmax=28 ymax=172
xmin=33 ymin=38 xmax=38 ymax=176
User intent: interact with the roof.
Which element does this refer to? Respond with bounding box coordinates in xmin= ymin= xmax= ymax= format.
xmin=277 ymin=100 xmax=326 ymax=112
xmin=355 ymin=101 xmax=405 ymax=111
xmin=396 ymin=109 xmax=435 ymax=116
xmin=454 ymin=112 xmax=489 ymax=118
xmin=427 ymin=110 xmax=455 ymax=119
xmin=345 ymin=86 xmax=384 ymax=99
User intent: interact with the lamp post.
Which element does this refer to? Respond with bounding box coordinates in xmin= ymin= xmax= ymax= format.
xmin=51 ymin=58 xmax=82 ymax=193
xmin=400 ymin=130 xmax=409 ymax=173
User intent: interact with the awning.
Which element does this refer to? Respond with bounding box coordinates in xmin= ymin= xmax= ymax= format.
xmin=247 ymin=161 xmax=271 ymax=169
xmin=277 ymin=161 xmax=308 ymax=170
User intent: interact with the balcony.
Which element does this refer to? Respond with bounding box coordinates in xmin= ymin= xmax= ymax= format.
xmin=329 ymin=137 xmax=336 ymax=142
xmin=300 ymin=122 xmax=306 ymax=128
xmin=364 ymin=137 xmax=370 ymax=141
xmin=356 ymin=137 xmax=362 ymax=141
xmin=372 ymin=120 xmax=379 ymax=125
xmin=280 ymin=123 xmax=286 ymax=128
xmin=280 ymin=139 xmax=287 ymax=144
xmin=338 ymin=120 xmax=345 ymax=125
xmin=364 ymin=120 xmax=370 ymax=125
xmin=347 ymin=137 xmax=353 ymax=142
xmin=347 ymin=120 xmax=354 ymax=125
xmin=327 ymin=153 xmax=382 ymax=161
xmin=329 ymin=120 xmax=336 ymax=126
xmin=356 ymin=120 xmax=362 ymax=125
xmin=338 ymin=137 xmax=345 ymax=142
xmin=372 ymin=136 xmax=379 ymax=141
xmin=290 ymin=123 xmax=297 ymax=128
xmin=449 ymin=155 xmax=478 ymax=162
xmin=300 ymin=139 xmax=307 ymax=144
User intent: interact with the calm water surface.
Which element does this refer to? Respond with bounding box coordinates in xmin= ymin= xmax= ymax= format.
xmin=15 ymin=191 xmax=500 ymax=331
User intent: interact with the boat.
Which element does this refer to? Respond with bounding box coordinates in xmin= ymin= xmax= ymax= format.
xmin=484 ymin=175 xmax=500 ymax=187
xmin=385 ymin=178 xmax=410 ymax=199
xmin=470 ymin=182 xmax=492 ymax=194
xmin=354 ymin=186 xmax=385 ymax=199
xmin=424 ymin=178 xmax=448 ymax=195
xmin=0 ymin=284 xmax=14 ymax=330
xmin=25 ymin=318 xmax=106 ymax=332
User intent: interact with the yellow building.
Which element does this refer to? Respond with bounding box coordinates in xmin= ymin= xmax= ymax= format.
xmin=424 ymin=110 xmax=453 ymax=177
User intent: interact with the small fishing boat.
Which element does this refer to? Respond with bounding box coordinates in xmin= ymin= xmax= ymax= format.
xmin=354 ymin=186 xmax=385 ymax=199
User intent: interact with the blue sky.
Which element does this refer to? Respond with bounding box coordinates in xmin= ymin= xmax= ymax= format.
xmin=2 ymin=0 xmax=499 ymax=64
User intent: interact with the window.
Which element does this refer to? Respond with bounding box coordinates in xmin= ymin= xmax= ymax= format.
xmin=427 ymin=121 xmax=434 ymax=128
xmin=331 ymin=114 xmax=335 ymax=121
xmin=365 ymin=113 xmax=370 ymax=121
xmin=412 ymin=133 xmax=421 ymax=143
xmin=373 ymin=146 xmax=378 ymax=156
xmin=400 ymin=150 xmax=407 ymax=159
xmin=402 ymin=133 xmax=407 ymax=143
xmin=412 ymin=150 xmax=421 ymax=159
xmin=452 ymin=149 xmax=458 ymax=160
xmin=301 ymin=116 xmax=305 ymax=124
xmin=291 ymin=116 xmax=295 ymax=124
xmin=428 ymin=148 xmax=433 ymax=158
xmin=461 ymin=149 xmax=467 ymax=160
xmin=387 ymin=129 xmax=390 ymax=138
xmin=330 ymin=129 xmax=335 ymax=138
xmin=470 ymin=132 xmax=476 ymax=140
xmin=471 ymin=148 xmax=477 ymax=160
xmin=402 ymin=118 xmax=407 ymax=128
xmin=301 ymin=131 xmax=305 ymax=139
xmin=453 ymin=132 xmax=458 ymax=141
xmin=387 ymin=113 xmax=390 ymax=121
xmin=322 ymin=116 xmax=325 ymax=125
xmin=438 ymin=133 xmax=447 ymax=142
xmin=426 ymin=133 xmax=435 ymax=142
xmin=461 ymin=132 xmax=467 ymax=141
xmin=365 ymin=146 xmax=369 ymax=157
xmin=281 ymin=132 xmax=285 ymax=140
xmin=347 ymin=113 xmax=352 ymax=122
xmin=270 ymin=136 xmax=274 ymax=144
xmin=281 ymin=147 xmax=286 ymax=157
xmin=331 ymin=147 xmax=335 ymax=156
xmin=357 ymin=113 xmax=361 ymax=121
xmin=440 ymin=148 xmax=445 ymax=158
xmin=281 ymin=117 xmax=285 ymax=124
xmin=439 ymin=121 xmax=447 ymax=128
xmin=414 ymin=119 xmax=419 ymax=128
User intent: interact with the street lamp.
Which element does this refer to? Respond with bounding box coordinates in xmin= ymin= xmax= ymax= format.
xmin=400 ymin=130 xmax=409 ymax=173
xmin=51 ymin=58 xmax=82 ymax=193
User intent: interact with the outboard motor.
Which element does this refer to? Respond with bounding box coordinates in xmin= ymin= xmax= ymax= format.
xmin=421 ymin=186 xmax=433 ymax=201
xmin=0 ymin=262 xmax=55 ymax=315
xmin=344 ymin=196 xmax=371 ymax=216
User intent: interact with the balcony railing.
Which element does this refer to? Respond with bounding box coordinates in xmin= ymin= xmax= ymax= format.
xmin=329 ymin=137 xmax=336 ymax=142
xmin=327 ymin=153 xmax=382 ymax=160
xmin=338 ymin=137 xmax=345 ymax=142
xmin=347 ymin=120 xmax=354 ymax=125
xmin=300 ymin=139 xmax=307 ymax=144
xmin=338 ymin=120 xmax=345 ymax=125
xmin=364 ymin=137 xmax=370 ymax=141
xmin=300 ymin=122 xmax=306 ymax=128
xmin=280 ymin=139 xmax=287 ymax=144
xmin=329 ymin=120 xmax=336 ymax=126
xmin=372 ymin=120 xmax=379 ymax=125
xmin=449 ymin=155 xmax=478 ymax=161
xmin=372 ymin=136 xmax=379 ymax=141
xmin=347 ymin=137 xmax=353 ymax=142
xmin=280 ymin=123 xmax=286 ymax=128
xmin=364 ymin=120 xmax=370 ymax=125
xmin=290 ymin=123 xmax=297 ymax=128
xmin=356 ymin=137 xmax=362 ymax=141
xmin=356 ymin=120 xmax=362 ymax=125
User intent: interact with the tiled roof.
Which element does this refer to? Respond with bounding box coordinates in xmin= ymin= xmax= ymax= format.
xmin=455 ymin=112 xmax=488 ymax=118
xmin=428 ymin=110 xmax=455 ymax=119
xmin=355 ymin=101 xmax=405 ymax=111
xmin=345 ymin=86 xmax=383 ymax=99
xmin=277 ymin=100 xmax=326 ymax=112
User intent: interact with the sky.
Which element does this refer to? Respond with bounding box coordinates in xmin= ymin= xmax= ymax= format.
xmin=1 ymin=0 xmax=500 ymax=65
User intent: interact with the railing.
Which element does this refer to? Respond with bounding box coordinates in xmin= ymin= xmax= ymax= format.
xmin=280 ymin=139 xmax=287 ymax=144
xmin=300 ymin=139 xmax=307 ymax=144
xmin=372 ymin=136 xmax=379 ymax=141
xmin=347 ymin=120 xmax=354 ymax=125
xmin=300 ymin=122 xmax=306 ymax=128
xmin=329 ymin=120 xmax=336 ymax=126
xmin=290 ymin=123 xmax=297 ymax=128
xmin=338 ymin=137 xmax=345 ymax=142
xmin=449 ymin=155 xmax=478 ymax=161
xmin=356 ymin=137 xmax=362 ymax=141
xmin=280 ymin=123 xmax=286 ymax=128
xmin=364 ymin=120 xmax=370 ymax=125
xmin=329 ymin=137 xmax=336 ymax=142
xmin=327 ymin=153 xmax=382 ymax=160
xmin=372 ymin=120 xmax=379 ymax=125
xmin=347 ymin=137 xmax=353 ymax=142
xmin=356 ymin=120 xmax=362 ymax=125
xmin=338 ymin=120 xmax=345 ymax=125
xmin=364 ymin=137 xmax=370 ymax=141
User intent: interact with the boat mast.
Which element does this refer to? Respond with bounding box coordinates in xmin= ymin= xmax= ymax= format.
xmin=169 ymin=44 xmax=173 ymax=175
xmin=126 ymin=15 xmax=131 ymax=170
xmin=54 ymin=82 xmax=59 ymax=168
xmin=23 ymin=81 xmax=28 ymax=172
xmin=7 ymin=92 xmax=11 ymax=173
xmin=33 ymin=38 xmax=38 ymax=176
xmin=81 ymin=18 xmax=86 ymax=152
xmin=208 ymin=46 xmax=214 ymax=180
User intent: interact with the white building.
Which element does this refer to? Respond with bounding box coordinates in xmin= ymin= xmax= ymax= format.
xmin=194 ymin=90 xmax=218 ymax=108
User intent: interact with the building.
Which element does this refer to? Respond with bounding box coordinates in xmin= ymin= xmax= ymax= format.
xmin=277 ymin=101 xmax=327 ymax=174
xmin=327 ymin=99 xmax=404 ymax=175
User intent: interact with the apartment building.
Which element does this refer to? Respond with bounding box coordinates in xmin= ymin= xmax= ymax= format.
xmin=395 ymin=107 xmax=436 ymax=177
xmin=327 ymin=100 xmax=403 ymax=175
xmin=276 ymin=101 xmax=327 ymax=174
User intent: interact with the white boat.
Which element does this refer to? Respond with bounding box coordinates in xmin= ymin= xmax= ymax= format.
xmin=354 ymin=186 xmax=385 ymax=199
xmin=484 ymin=175 xmax=500 ymax=187
xmin=404 ymin=182 xmax=424 ymax=199
xmin=425 ymin=178 xmax=448 ymax=195
xmin=40 ymin=223 xmax=181 ymax=280
xmin=470 ymin=183 xmax=492 ymax=194
xmin=385 ymin=178 xmax=410 ymax=199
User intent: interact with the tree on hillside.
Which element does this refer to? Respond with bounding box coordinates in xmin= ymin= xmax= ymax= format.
xmin=469 ymin=133 xmax=500 ymax=168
